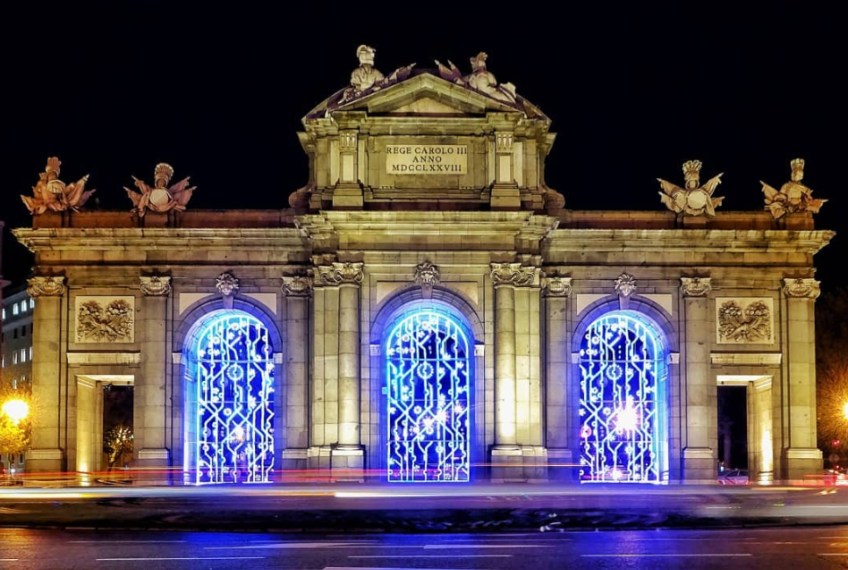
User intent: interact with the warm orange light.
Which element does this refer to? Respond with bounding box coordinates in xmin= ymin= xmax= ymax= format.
xmin=1 ymin=399 xmax=29 ymax=424
xmin=843 ymin=401 xmax=848 ymax=421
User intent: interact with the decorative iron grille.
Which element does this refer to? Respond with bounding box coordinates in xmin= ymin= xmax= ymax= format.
xmin=193 ymin=312 xmax=275 ymax=484
xmin=386 ymin=310 xmax=471 ymax=482
xmin=578 ymin=312 xmax=667 ymax=483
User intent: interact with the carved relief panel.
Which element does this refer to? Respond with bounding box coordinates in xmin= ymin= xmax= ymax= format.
xmin=75 ymin=295 xmax=135 ymax=343
xmin=715 ymin=297 xmax=774 ymax=344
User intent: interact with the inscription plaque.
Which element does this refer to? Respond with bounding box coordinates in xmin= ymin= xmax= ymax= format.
xmin=385 ymin=145 xmax=467 ymax=174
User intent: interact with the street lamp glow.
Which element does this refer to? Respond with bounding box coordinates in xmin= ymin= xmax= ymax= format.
xmin=1 ymin=398 xmax=29 ymax=424
xmin=843 ymin=401 xmax=848 ymax=420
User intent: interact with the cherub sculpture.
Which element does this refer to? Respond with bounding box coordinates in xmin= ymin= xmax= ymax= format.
xmin=21 ymin=157 xmax=95 ymax=215
xmin=435 ymin=52 xmax=516 ymax=103
xmin=761 ymin=158 xmax=826 ymax=219
xmin=125 ymin=163 xmax=195 ymax=217
xmin=658 ymin=160 xmax=724 ymax=217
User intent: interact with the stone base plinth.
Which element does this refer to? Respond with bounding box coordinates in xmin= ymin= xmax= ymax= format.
xmin=133 ymin=448 xmax=172 ymax=486
xmin=783 ymin=448 xmax=823 ymax=482
xmin=490 ymin=445 xmax=549 ymax=482
xmin=24 ymin=448 xmax=65 ymax=477
xmin=547 ymin=448 xmax=577 ymax=482
xmin=332 ymin=186 xmax=364 ymax=208
xmin=682 ymin=447 xmax=716 ymax=484
xmin=490 ymin=186 xmax=521 ymax=210
xmin=331 ymin=445 xmax=364 ymax=482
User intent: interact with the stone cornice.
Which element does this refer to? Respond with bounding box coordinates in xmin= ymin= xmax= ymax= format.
xmin=12 ymin=227 xmax=307 ymax=253
xmin=545 ymin=229 xmax=834 ymax=255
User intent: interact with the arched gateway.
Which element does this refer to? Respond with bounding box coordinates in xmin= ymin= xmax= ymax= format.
xmin=15 ymin=47 xmax=831 ymax=485
xmin=183 ymin=310 xmax=275 ymax=484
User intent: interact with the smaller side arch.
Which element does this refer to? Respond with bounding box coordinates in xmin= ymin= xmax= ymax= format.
xmin=178 ymin=298 xmax=283 ymax=486
xmin=572 ymin=301 xmax=672 ymax=484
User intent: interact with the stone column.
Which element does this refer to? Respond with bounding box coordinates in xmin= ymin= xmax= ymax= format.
xmin=543 ymin=276 xmax=572 ymax=480
xmin=135 ymin=275 xmax=171 ymax=479
xmin=332 ymin=130 xmax=364 ymax=208
xmin=315 ymin=262 xmax=364 ymax=475
xmin=781 ymin=277 xmax=822 ymax=479
xmin=680 ymin=277 xmax=716 ymax=482
xmin=282 ymin=275 xmax=312 ymax=471
xmin=490 ymin=262 xmax=538 ymax=480
xmin=25 ymin=276 xmax=67 ymax=473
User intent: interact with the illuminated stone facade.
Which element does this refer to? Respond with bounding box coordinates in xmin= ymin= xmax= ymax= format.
xmin=12 ymin=52 xmax=834 ymax=484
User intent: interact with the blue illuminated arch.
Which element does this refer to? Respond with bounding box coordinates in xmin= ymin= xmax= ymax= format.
xmin=578 ymin=311 xmax=668 ymax=483
xmin=183 ymin=310 xmax=275 ymax=484
xmin=385 ymin=308 xmax=472 ymax=482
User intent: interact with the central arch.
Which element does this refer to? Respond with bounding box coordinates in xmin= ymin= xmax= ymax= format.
xmin=384 ymin=308 xmax=472 ymax=482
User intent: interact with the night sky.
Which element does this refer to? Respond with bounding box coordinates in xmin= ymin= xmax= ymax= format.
xmin=2 ymin=4 xmax=844 ymax=290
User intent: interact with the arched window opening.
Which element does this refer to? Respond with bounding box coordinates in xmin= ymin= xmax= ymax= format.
xmin=184 ymin=310 xmax=275 ymax=484
xmin=578 ymin=311 xmax=668 ymax=483
xmin=385 ymin=309 xmax=471 ymax=482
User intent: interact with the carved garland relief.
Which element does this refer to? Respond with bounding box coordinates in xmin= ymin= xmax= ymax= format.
xmin=715 ymin=297 xmax=774 ymax=344
xmin=75 ymin=296 xmax=135 ymax=343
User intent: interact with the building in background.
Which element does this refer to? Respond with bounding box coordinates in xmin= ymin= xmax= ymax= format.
xmin=11 ymin=49 xmax=834 ymax=485
xmin=1 ymin=224 xmax=33 ymax=475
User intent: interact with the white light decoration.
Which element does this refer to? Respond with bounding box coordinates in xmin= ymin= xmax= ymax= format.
xmin=578 ymin=312 xmax=668 ymax=483
xmin=188 ymin=311 xmax=275 ymax=484
xmin=386 ymin=310 xmax=471 ymax=482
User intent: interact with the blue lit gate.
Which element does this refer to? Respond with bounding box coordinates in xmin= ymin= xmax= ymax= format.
xmin=578 ymin=312 xmax=668 ymax=483
xmin=385 ymin=309 xmax=471 ymax=482
xmin=184 ymin=310 xmax=275 ymax=484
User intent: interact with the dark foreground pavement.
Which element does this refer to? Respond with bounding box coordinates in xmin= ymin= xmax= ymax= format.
xmin=2 ymin=482 xmax=848 ymax=532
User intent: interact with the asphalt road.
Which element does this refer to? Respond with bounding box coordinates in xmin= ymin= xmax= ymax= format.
xmin=2 ymin=527 xmax=848 ymax=569
xmin=1 ymin=482 xmax=847 ymax=532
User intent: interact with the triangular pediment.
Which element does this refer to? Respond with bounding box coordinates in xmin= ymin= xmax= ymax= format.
xmin=310 ymin=71 xmax=524 ymax=120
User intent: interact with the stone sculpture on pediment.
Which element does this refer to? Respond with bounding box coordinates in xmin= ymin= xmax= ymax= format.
xmin=761 ymin=158 xmax=827 ymax=220
xmin=125 ymin=163 xmax=196 ymax=217
xmin=435 ymin=51 xmax=516 ymax=103
xmin=21 ymin=157 xmax=96 ymax=215
xmin=339 ymin=44 xmax=416 ymax=104
xmin=658 ymin=160 xmax=724 ymax=217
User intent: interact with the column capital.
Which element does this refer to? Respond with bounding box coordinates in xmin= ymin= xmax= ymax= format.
xmin=282 ymin=274 xmax=313 ymax=297
xmin=139 ymin=274 xmax=171 ymax=297
xmin=680 ymin=276 xmax=712 ymax=297
xmin=316 ymin=262 xmax=364 ymax=286
xmin=542 ymin=276 xmax=572 ymax=297
xmin=490 ymin=262 xmax=538 ymax=288
xmin=27 ymin=275 xmax=66 ymax=297
xmin=782 ymin=277 xmax=820 ymax=299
